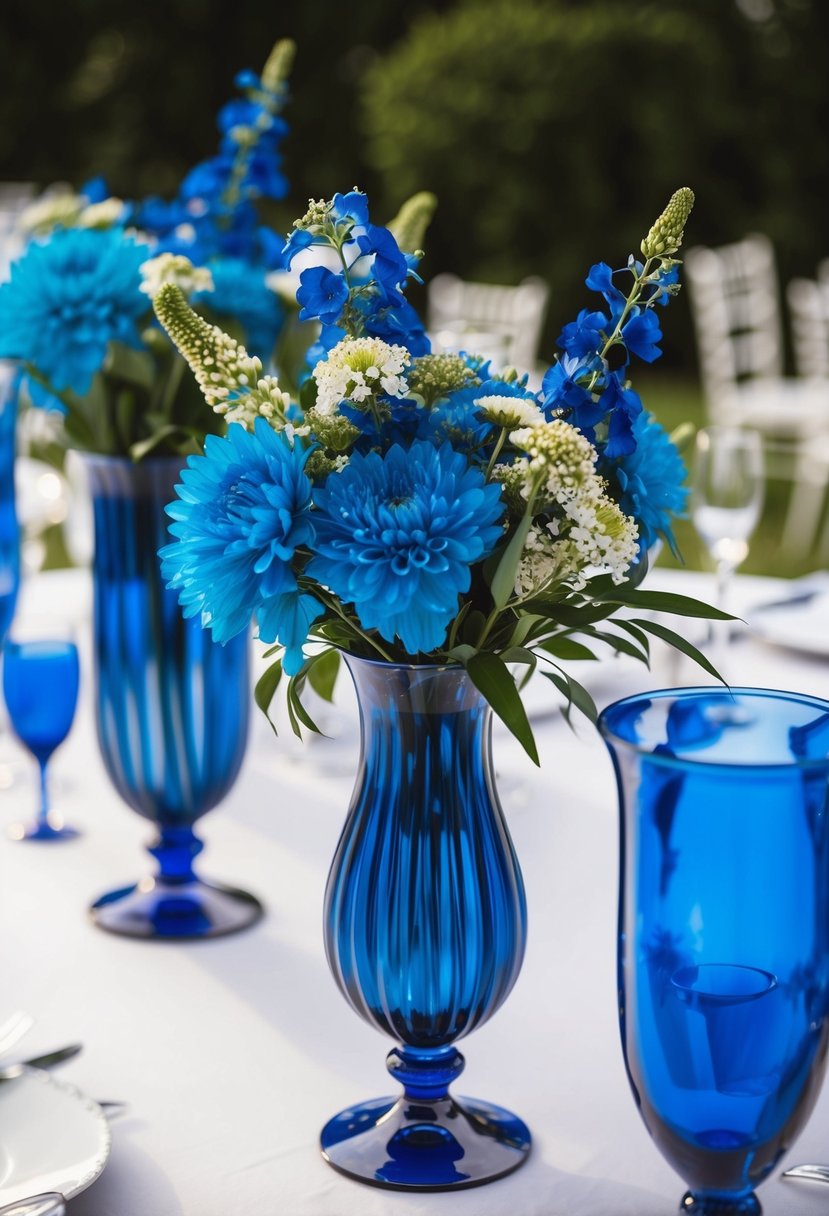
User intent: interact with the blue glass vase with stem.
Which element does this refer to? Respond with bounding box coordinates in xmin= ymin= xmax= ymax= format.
xmin=321 ymin=655 xmax=531 ymax=1190
xmin=0 ymin=364 xmax=19 ymax=650
xmin=600 ymin=687 xmax=829 ymax=1216
xmin=83 ymin=455 xmax=261 ymax=940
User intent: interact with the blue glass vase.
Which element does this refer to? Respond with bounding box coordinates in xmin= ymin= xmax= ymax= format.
xmin=0 ymin=365 xmax=19 ymax=648
xmin=600 ymin=687 xmax=829 ymax=1215
xmin=83 ymin=455 xmax=261 ymax=939
xmin=321 ymin=656 xmax=531 ymax=1190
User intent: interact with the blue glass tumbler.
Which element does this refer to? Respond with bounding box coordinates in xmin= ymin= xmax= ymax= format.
xmin=600 ymin=687 xmax=829 ymax=1215
xmin=321 ymin=656 xmax=530 ymax=1190
xmin=0 ymin=365 xmax=19 ymax=649
xmin=83 ymin=455 xmax=261 ymax=940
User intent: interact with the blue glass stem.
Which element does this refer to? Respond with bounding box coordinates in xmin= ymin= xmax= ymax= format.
xmin=37 ymin=758 xmax=50 ymax=827
xmin=148 ymin=825 xmax=204 ymax=885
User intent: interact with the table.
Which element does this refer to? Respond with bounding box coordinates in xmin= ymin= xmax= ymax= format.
xmin=4 ymin=567 xmax=829 ymax=1215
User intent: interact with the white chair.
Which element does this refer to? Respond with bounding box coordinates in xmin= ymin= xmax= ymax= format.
xmin=787 ymin=276 xmax=829 ymax=380
xmin=427 ymin=273 xmax=549 ymax=374
xmin=685 ymin=234 xmax=829 ymax=440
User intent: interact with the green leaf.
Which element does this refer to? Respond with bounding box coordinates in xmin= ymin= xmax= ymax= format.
xmin=105 ymin=342 xmax=155 ymax=390
xmin=590 ymin=585 xmax=735 ymax=621
xmin=629 ymin=617 xmax=726 ymax=683
xmin=307 ymin=648 xmax=340 ymax=703
xmin=299 ymin=376 xmax=318 ymax=412
xmin=446 ymin=643 xmax=478 ymax=664
xmin=507 ymin=613 xmax=546 ymax=648
xmin=613 ymin=619 xmax=652 ymax=659
xmin=489 ymin=514 xmax=532 ymax=611
xmin=254 ymin=659 xmax=283 ymax=735
xmin=286 ymin=675 xmax=323 ymax=738
xmin=129 ymin=424 xmax=202 ymax=462
xmin=464 ymin=652 xmax=539 ymax=765
xmin=542 ymin=669 xmax=598 ymax=725
xmin=540 ymin=601 xmax=618 ymax=628
xmin=538 ymin=636 xmax=598 ymax=661
xmin=582 ymin=627 xmax=649 ymax=666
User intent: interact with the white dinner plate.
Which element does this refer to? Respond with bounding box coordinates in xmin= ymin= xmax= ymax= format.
xmin=749 ymin=583 xmax=829 ymax=658
xmin=0 ymin=1069 xmax=110 ymax=1205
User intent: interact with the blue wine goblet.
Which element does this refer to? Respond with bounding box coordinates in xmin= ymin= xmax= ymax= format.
xmin=600 ymin=687 xmax=829 ymax=1215
xmin=3 ymin=630 xmax=80 ymax=841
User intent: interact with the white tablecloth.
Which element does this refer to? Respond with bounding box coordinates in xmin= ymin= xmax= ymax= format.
xmin=4 ymin=567 xmax=829 ymax=1216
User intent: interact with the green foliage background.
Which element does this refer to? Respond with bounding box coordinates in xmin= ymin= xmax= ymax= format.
xmin=2 ymin=0 xmax=827 ymax=367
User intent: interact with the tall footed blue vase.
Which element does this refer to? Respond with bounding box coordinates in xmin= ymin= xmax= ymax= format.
xmin=84 ymin=455 xmax=261 ymax=940
xmin=321 ymin=656 xmax=531 ymax=1190
xmin=0 ymin=365 xmax=19 ymax=648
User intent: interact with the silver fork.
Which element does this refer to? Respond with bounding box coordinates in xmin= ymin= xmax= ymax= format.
xmin=782 ymin=1163 xmax=829 ymax=1183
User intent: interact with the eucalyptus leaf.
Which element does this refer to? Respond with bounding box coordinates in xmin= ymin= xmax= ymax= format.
xmin=464 ymin=651 xmax=539 ymax=765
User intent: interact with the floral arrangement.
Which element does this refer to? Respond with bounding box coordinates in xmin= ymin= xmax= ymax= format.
xmin=152 ymin=186 xmax=727 ymax=759
xmin=0 ymin=40 xmax=295 ymax=459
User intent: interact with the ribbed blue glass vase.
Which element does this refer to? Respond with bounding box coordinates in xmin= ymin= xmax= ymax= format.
xmin=600 ymin=688 xmax=829 ymax=1215
xmin=84 ymin=455 xmax=261 ymax=940
xmin=321 ymin=655 xmax=531 ymax=1190
xmin=0 ymin=366 xmax=19 ymax=648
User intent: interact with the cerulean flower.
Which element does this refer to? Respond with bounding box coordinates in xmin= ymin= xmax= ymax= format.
xmin=297 ymin=266 xmax=349 ymax=324
xmin=309 ymin=441 xmax=505 ymax=655
xmin=610 ymin=412 xmax=688 ymax=551
xmin=585 ymin=262 xmax=626 ymax=318
xmin=621 ymin=308 xmax=662 ymax=363
xmin=599 ymin=373 xmax=644 ymax=459
xmin=0 ymin=227 xmax=148 ymax=397
xmin=161 ymin=419 xmax=321 ymax=674
xmin=541 ymin=358 xmax=605 ymax=436
xmin=557 ymin=308 xmax=608 ymax=359
xmin=194 ymin=259 xmax=283 ymax=361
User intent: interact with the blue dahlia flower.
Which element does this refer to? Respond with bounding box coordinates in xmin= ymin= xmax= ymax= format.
xmin=308 ymin=441 xmax=505 ymax=655
xmin=611 ymin=413 xmax=688 ymax=551
xmin=194 ymin=259 xmax=283 ymax=361
xmin=161 ymin=419 xmax=322 ymax=674
xmin=0 ymin=227 xmax=148 ymax=396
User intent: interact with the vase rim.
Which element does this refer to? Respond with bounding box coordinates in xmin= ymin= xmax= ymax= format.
xmin=75 ymin=451 xmax=191 ymax=470
xmin=598 ymin=685 xmax=829 ymax=771
xmin=342 ymin=651 xmax=464 ymax=674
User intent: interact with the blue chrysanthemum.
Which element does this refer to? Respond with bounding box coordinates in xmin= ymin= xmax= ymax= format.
xmin=308 ymin=440 xmax=505 ymax=655
xmin=161 ymin=418 xmax=322 ymax=674
xmin=611 ymin=413 xmax=688 ymax=551
xmin=194 ymin=259 xmax=283 ymax=361
xmin=0 ymin=227 xmax=148 ymax=397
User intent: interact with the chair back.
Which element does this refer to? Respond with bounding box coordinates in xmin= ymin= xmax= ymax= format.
xmin=787 ymin=277 xmax=829 ymax=380
xmin=685 ymin=234 xmax=783 ymax=416
xmin=427 ymin=273 xmax=549 ymax=371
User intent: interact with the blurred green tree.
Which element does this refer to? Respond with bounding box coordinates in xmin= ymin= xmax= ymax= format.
xmin=360 ymin=0 xmax=827 ymax=363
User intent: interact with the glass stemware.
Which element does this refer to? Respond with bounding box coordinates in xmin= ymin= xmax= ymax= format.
xmin=600 ymin=687 xmax=829 ymax=1215
xmin=691 ymin=427 xmax=764 ymax=614
xmin=3 ymin=624 xmax=80 ymax=841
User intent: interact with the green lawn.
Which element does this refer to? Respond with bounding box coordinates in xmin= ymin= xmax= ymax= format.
xmin=638 ymin=371 xmax=817 ymax=580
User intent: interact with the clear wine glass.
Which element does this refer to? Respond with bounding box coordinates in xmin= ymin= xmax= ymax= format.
xmin=691 ymin=427 xmax=764 ymax=613
xmin=3 ymin=622 xmax=80 ymax=841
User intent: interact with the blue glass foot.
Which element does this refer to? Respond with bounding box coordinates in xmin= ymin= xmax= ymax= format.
xmin=681 ymin=1189 xmax=761 ymax=1214
xmin=8 ymin=814 xmax=79 ymax=842
xmin=89 ymin=876 xmax=264 ymax=940
xmin=321 ymin=1046 xmax=530 ymax=1191
xmin=321 ymin=1094 xmax=530 ymax=1190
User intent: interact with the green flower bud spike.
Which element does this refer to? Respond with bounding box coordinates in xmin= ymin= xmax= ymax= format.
xmin=153 ymin=283 xmax=261 ymax=410
xmin=387 ymin=191 xmax=438 ymax=254
xmin=261 ymin=39 xmax=296 ymax=95
xmin=641 ymin=187 xmax=695 ymax=259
